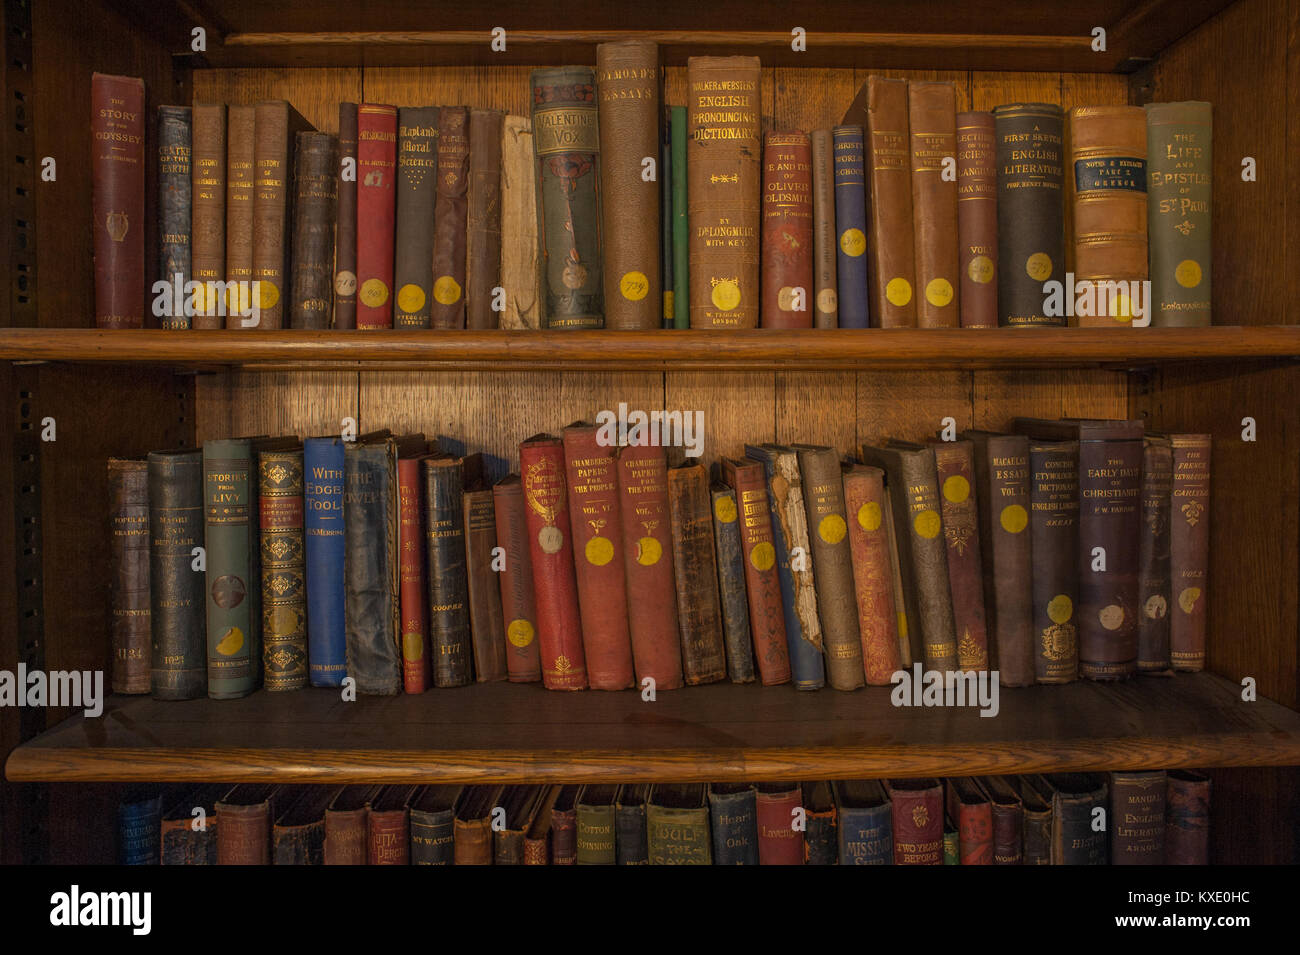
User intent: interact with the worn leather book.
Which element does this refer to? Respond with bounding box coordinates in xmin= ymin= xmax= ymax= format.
xmin=721 ymin=457 xmax=791 ymax=686
xmin=356 ymin=103 xmax=398 ymax=328
xmin=108 ymin=459 xmax=151 ymax=693
xmin=711 ymin=482 xmax=756 ymax=683
xmin=423 ymin=454 xmax=474 ymax=687
xmin=258 ymin=444 xmax=308 ymax=690
xmin=802 ymin=780 xmax=838 ymax=865
xmin=1137 ymin=435 xmax=1173 ymax=673
xmin=465 ymin=488 xmax=508 ymax=683
xmin=761 ymin=131 xmax=814 ymax=329
xmin=615 ymin=442 xmax=683 ymax=690
xmin=273 ymin=786 xmax=336 ymax=865
xmin=886 ymin=778 xmax=943 ymax=864
xmin=118 ymin=792 xmax=161 ymax=864
xmin=979 ymin=775 xmax=1023 ymax=864
xmin=368 ymin=784 xmax=416 ymax=865
xmin=831 ymin=124 xmax=868 ymax=328
xmin=467 ymin=109 xmax=504 ymax=329
xmin=1168 ymin=434 xmax=1211 ymax=671
xmin=157 ymin=106 xmax=192 ymax=329
xmin=1016 ymin=774 xmax=1053 ymax=865
xmin=288 ymin=132 xmax=337 ymax=329
xmin=454 ymin=785 xmax=504 ymax=865
xmin=524 ymin=785 xmax=562 ymax=864
xmin=668 ymin=463 xmax=728 ymax=685
xmin=1165 ymin=770 xmax=1210 ymax=865
xmin=1146 ymin=102 xmax=1211 ymax=326
xmin=304 ymin=437 xmax=348 ymax=687
xmin=615 ymin=784 xmax=650 ymax=864
xmin=647 ymin=784 xmax=712 ymax=864
xmin=431 ymin=106 xmax=470 ymax=328
xmin=191 ymin=102 xmax=228 ymax=328
xmin=216 ymin=784 xmax=276 ymax=865
xmin=843 ymin=77 xmax=915 ymax=327
xmin=708 ymin=783 xmax=758 ymax=865
xmin=410 ymin=785 xmax=461 ymax=865
xmin=963 ymin=430 xmax=1034 ymax=686
xmin=393 ymin=106 xmax=439 ymax=329
xmin=744 ymin=444 xmax=825 ymax=688
xmin=909 ymin=82 xmax=960 ymax=328
xmin=931 ymin=440 xmax=989 ymax=671
xmin=92 ymin=74 xmax=146 ymax=329
xmin=670 ymin=105 xmax=690 ymax=328
xmin=575 ymin=784 xmax=618 ymax=864
xmin=841 ymin=464 xmax=902 ymax=685
xmin=549 ymin=784 xmax=580 ymax=864
xmin=1070 ymin=106 xmax=1148 ymax=326
xmin=993 ymin=103 xmax=1065 ymax=327
xmin=252 ymin=100 xmax=314 ymax=329
xmin=491 ymin=476 xmax=543 ymax=682
xmin=161 ymin=785 xmax=222 ymax=865
xmin=687 ymin=56 xmax=761 ymax=329
xmin=597 ymin=40 xmax=660 ymax=330
xmin=324 ymin=785 xmax=378 ymax=865
xmin=398 ymin=454 xmax=432 ymax=693
xmin=859 ymin=442 xmax=958 ymax=672
xmin=532 ymin=68 xmax=603 ymax=328
xmin=204 ymin=438 xmax=260 ymax=699
xmin=520 ymin=435 xmax=588 ymax=689
xmin=1028 ymin=439 xmax=1080 ymax=683
xmin=1016 ymin=418 xmax=1144 ymax=679
xmin=1044 ymin=773 xmax=1109 ymax=864
xmin=501 ymin=115 xmax=540 ymax=329
xmin=223 ymin=105 xmax=254 ymax=324
xmin=956 ymin=111 xmax=997 ymax=328
xmin=1110 ymin=770 xmax=1166 ymax=864
xmin=755 ymin=783 xmax=803 ymax=865
xmin=811 ymin=128 xmax=838 ymax=328
xmin=148 ymin=450 xmax=206 ymax=699
xmin=793 ymin=445 xmax=864 ymax=690
xmin=562 ymin=424 xmax=635 ymax=690
xmin=945 ymin=777 xmax=992 ymax=865
xmin=334 ymin=102 xmax=359 ymax=328
xmin=495 ymin=785 xmax=545 ymax=865
xmin=834 ymin=779 xmax=891 ymax=864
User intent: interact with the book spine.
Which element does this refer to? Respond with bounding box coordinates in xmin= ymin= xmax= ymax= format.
xmin=864 ymin=77 xmax=916 ymax=327
xmin=670 ymin=105 xmax=690 ymax=329
xmin=491 ymin=481 xmax=543 ymax=682
xmin=981 ymin=435 xmax=1035 ymax=686
xmin=204 ymin=440 xmax=256 ymax=699
xmin=160 ymin=819 xmax=192 ymax=865
xmin=423 ymin=459 xmax=473 ymax=687
xmin=1110 ymin=770 xmax=1166 ymax=864
xmin=323 ymin=808 xmax=368 ymax=865
xmin=661 ymin=115 xmax=674 ymax=328
xmin=831 ymin=125 xmax=868 ymax=328
xmin=432 ymin=106 xmax=470 ymax=329
xmin=1029 ymin=441 xmax=1080 ymax=683
xmin=725 ymin=461 xmax=792 ymax=685
xmin=398 ymin=459 xmax=431 ymax=693
xmin=222 ymin=105 xmax=254 ymax=326
xmin=810 ymin=129 xmax=838 ymax=328
xmin=890 ymin=784 xmax=943 ymax=864
xmin=191 ymin=103 xmax=228 ymax=329
xmin=838 ymin=806 xmax=892 ymax=864
xmin=993 ymin=104 xmax=1065 ymax=326
xmin=217 ymin=803 xmax=270 ymax=865
xmin=1165 ymin=771 xmax=1210 ymax=864
xmin=344 ymin=444 xmax=402 ymax=695
xmin=157 ymin=106 xmax=192 ymax=329
xmin=92 ymin=74 xmax=145 ymax=329
xmin=956 ymin=803 xmax=992 ymax=865
xmin=551 ymin=806 xmax=577 ymax=864
xmin=1022 ymin=805 xmax=1052 ymax=865
xmin=393 ymin=106 xmax=439 ymax=329
xmin=148 ymin=452 xmax=207 ymax=699
xmin=356 ymin=104 xmax=398 ymax=328
xmin=500 ymin=116 xmax=540 ymax=329
xmin=760 ymin=131 xmax=814 ymax=329
xmin=709 ymin=788 xmax=759 ymax=865
xmin=495 ymin=828 xmax=527 ymax=865
xmin=804 ymin=809 xmax=838 ymax=865
xmin=531 ymin=68 xmax=603 ymax=329
xmin=943 ymin=826 xmax=959 ymax=864
xmin=273 ymin=820 xmax=325 ymax=865
xmin=647 ymin=806 xmax=713 ymax=864
xmin=616 ymin=801 xmax=649 ymax=864
xmin=289 ymin=132 xmax=337 ymax=329
xmin=1137 ymin=437 xmax=1173 ymax=672
xmin=467 ymin=109 xmax=504 ymax=329
xmin=410 ymin=809 xmax=455 ymax=864
xmin=523 ymin=833 xmax=550 ymax=865
xmin=259 ymin=448 xmax=307 ymax=690
xmin=597 ymin=40 xmax=661 ymax=330
xmin=1052 ymin=786 xmax=1109 ymax=864
xmin=109 ymin=460 xmax=151 ymax=693
xmin=465 ymin=489 xmax=508 ymax=682
xmin=576 ymin=804 xmax=617 ymax=864
xmin=453 ymin=818 xmax=493 ymax=864
xmin=933 ymin=442 xmax=989 ymax=671
xmin=334 ymin=102 xmax=358 ymax=328
xmin=561 ymin=429 xmax=634 ymax=689
xmin=1146 ymin=102 xmax=1212 ymax=326
xmin=897 ymin=450 xmax=959 ymax=672
xmin=909 ymin=82 xmax=960 ymax=328
xmin=686 ymin=56 xmax=761 ymax=329
xmin=1170 ymin=434 xmax=1211 ymax=671
xmin=251 ymin=101 xmax=295 ymax=329
xmin=520 ymin=438 xmax=589 ymax=689
xmin=991 ymin=801 xmax=1023 ymax=864
xmin=119 ymin=795 xmax=161 ymax=864
xmin=842 ymin=467 xmax=902 ymax=685
xmin=667 ymin=465 xmax=728 ymax=685
xmin=756 ymin=787 xmax=804 ymax=865
xmin=956 ymin=110 xmax=997 ymax=328
xmin=304 ymin=439 xmax=348 ymax=687
xmin=711 ymin=486 xmax=756 ymax=683
xmin=368 ymin=811 xmax=409 ymax=865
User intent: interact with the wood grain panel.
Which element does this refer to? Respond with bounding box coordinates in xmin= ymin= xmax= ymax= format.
xmin=664 ymin=372 xmax=774 ymax=465
xmin=857 ymin=370 xmax=969 ymax=445
xmin=190 ymin=66 xmax=360 ymax=131
xmin=195 ymin=370 xmax=358 ymax=441
xmin=362 ymin=65 xmax=533 ymax=114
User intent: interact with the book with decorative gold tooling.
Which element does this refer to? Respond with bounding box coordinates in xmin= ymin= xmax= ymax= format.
xmin=930 ymin=440 xmax=989 ymax=671
xmin=432 ymin=106 xmax=470 ymax=329
xmin=251 ymin=101 xmax=314 ymax=329
xmin=1146 ymin=102 xmax=1212 ymax=326
xmin=1167 ymin=433 xmax=1210 ymax=671
xmin=259 ymin=444 xmax=308 ymax=690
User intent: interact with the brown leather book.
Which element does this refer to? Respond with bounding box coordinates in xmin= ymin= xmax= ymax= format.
xmin=909 ymin=81 xmax=960 ymax=328
xmin=1168 ymin=434 xmax=1210 ymax=671
xmin=667 ymin=463 xmax=728 ymax=685
xmin=1016 ymin=774 xmax=1053 ymax=865
xmin=334 ymin=102 xmax=359 ymax=328
xmin=191 ymin=102 xmax=227 ymax=329
xmin=467 ymin=109 xmax=504 ymax=329
xmin=841 ymin=464 xmax=902 ymax=685
xmin=491 ymin=476 xmax=543 ymax=682
xmin=252 ymin=101 xmax=314 ymax=329
xmin=549 ymin=785 xmax=580 ymax=864
xmin=1069 ymin=106 xmax=1149 ymax=327
xmin=224 ymin=105 xmax=255 ymax=325
xmin=1028 ymin=439 xmax=1080 ymax=684
xmin=108 ymin=458 xmax=150 ymax=693
xmin=216 ymin=784 xmax=276 ymax=865
xmin=273 ymin=786 xmax=337 ymax=865
xmin=524 ymin=785 xmax=563 ymax=864
xmin=324 ymin=785 xmax=378 ymax=865
xmin=956 ymin=110 xmax=997 ymax=328
xmin=496 ymin=785 xmax=546 ymax=865
xmin=454 ymin=785 xmax=504 ymax=865
xmin=92 ymin=74 xmax=146 ymax=329
xmin=1110 ymin=770 xmax=1166 ymax=864
xmin=1165 ymin=770 xmax=1210 ymax=865
xmin=931 ymin=440 xmax=989 ymax=671
xmin=393 ymin=106 xmax=439 ymax=329
xmin=432 ymin=106 xmax=470 ymax=328
xmin=368 ymin=784 xmax=416 ymax=865
xmin=1138 ymin=435 xmax=1173 ymax=673
xmin=597 ymin=40 xmax=661 ymax=330
xmin=810 ymin=128 xmax=838 ymax=328
xmin=464 ymin=487 xmax=508 ymax=683
xmin=686 ymin=56 xmax=761 ymax=328
xmin=501 ymin=115 xmax=540 ymax=329
xmin=761 ymin=131 xmax=815 ymax=329
xmin=289 ymin=132 xmax=337 ymax=328
xmin=980 ymin=775 xmax=1023 ymax=865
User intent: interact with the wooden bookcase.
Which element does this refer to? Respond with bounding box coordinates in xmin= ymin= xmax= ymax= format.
xmin=2 ymin=0 xmax=1298 ymax=864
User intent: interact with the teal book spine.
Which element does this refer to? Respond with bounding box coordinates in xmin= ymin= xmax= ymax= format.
xmin=671 ymin=106 xmax=689 ymax=329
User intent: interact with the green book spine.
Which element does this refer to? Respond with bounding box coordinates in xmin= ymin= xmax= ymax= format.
xmin=204 ymin=439 xmax=257 ymax=699
xmin=943 ymin=826 xmax=960 ymax=864
xmin=661 ymin=117 xmax=674 ymax=328
xmin=670 ymin=106 xmax=689 ymax=329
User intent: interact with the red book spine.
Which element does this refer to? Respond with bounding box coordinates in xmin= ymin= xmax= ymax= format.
xmin=324 ymin=809 xmax=369 ymax=865
xmin=957 ymin=805 xmax=992 ymax=864
xmin=761 ymin=132 xmax=814 ymax=329
xmin=519 ymin=436 xmax=588 ymax=690
xmin=562 ymin=426 xmax=635 ymax=690
xmin=367 ymin=810 xmax=409 ymax=865
xmin=933 ymin=441 xmax=990 ymax=671
xmin=755 ymin=785 xmax=804 ymax=865
xmin=491 ymin=479 xmax=543 ymax=682
xmin=398 ymin=458 xmax=431 ymax=693
xmin=92 ymin=74 xmax=145 ymax=329
xmin=723 ymin=459 xmax=791 ymax=685
xmin=842 ymin=466 xmax=903 ymax=684
xmin=1170 ymin=435 xmax=1211 ymax=671
xmin=356 ymin=104 xmax=397 ymax=328
xmin=615 ymin=443 xmax=684 ymax=690
xmin=890 ymin=782 xmax=943 ymax=865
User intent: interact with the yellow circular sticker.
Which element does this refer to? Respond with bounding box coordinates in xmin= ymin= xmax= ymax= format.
xmin=402 ymin=630 xmax=424 ymax=661
xmin=215 ymin=627 xmax=244 ymax=656
xmin=819 ymin=514 xmax=847 ymax=544
xmin=817 ymin=288 xmax=838 ymax=314
xmin=1025 ymin=253 xmax=1052 ymax=281
xmin=507 ymin=619 xmax=535 ymax=648
xmin=585 ymin=536 xmax=614 ymax=566
xmin=636 ymin=536 xmax=662 ymax=566
xmin=257 ymin=280 xmax=280 ymax=310
xmin=711 ymin=279 xmax=741 ymax=311
xmin=777 ymin=286 xmax=802 ymax=311
xmin=913 ymin=509 xmax=941 ymax=539
xmin=1108 ymin=289 xmax=1133 ymax=323
xmin=1099 ymin=604 xmax=1125 ymax=630
xmin=620 ymin=271 xmax=650 ymax=301
xmin=840 ymin=228 xmax=866 ymax=257
xmin=857 ymin=501 xmax=881 ymax=531
xmin=885 ymin=277 xmax=912 ymax=307
xmin=942 ymin=474 xmax=970 ymax=503
xmin=397 ymin=283 xmax=426 ymax=314
xmin=360 ymin=278 xmax=389 ymax=308
xmin=433 ymin=275 xmax=462 ymax=306
xmin=750 ymin=541 xmax=775 ymax=571
xmin=1175 ymin=259 xmax=1203 ymax=289
xmin=968 ymin=255 xmax=994 ymax=284
xmin=1047 ymin=594 xmax=1073 ymax=625
xmin=925 ymin=278 xmax=954 ymax=307
xmin=714 ymin=496 xmax=738 ymax=524
xmin=199 ymin=283 xmax=222 ymax=316
xmin=1178 ymin=587 xmax=1202 ymax=614
xmin=1000 ymin=503 xmax=1028 ymax=534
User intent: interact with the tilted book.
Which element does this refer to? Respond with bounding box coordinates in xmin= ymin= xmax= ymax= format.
xmin=841 ymin=464 xmax=903 ymax=685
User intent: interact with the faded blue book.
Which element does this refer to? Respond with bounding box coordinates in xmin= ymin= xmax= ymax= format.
xmin=119 ymin=792 xmax=161 ymax=865
xmin=832 ymin=124 xmax=870 ymax=328
xmin=708 ymin=783 xmax=759 ymax=865
xmin=304 ymin=436 xmax=347 ymax=686
xmin=834 ymin=779 xmax=893 ymax=864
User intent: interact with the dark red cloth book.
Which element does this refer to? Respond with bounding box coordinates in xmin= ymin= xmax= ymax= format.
xmin=492 ymin=477 xmax=543 ymax=683
xmin=755 ymin=783 xmax=804 ymax=865
xmin=946 ymin=777 xmax=993 ymax=865
xmin=356 ymin=103 xmax=397 ymax=328
xmin=398 ymin=456 xmax=432 ymax=693
xmin=92 ymin=73 xmax=146 ymax=328
xmin=760 ymin=132 xmax=814 ymax=329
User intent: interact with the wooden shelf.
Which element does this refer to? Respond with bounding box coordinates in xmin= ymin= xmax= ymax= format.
xmin=2 ymin=327 xmax=1298 ymax=372
xmin=7 ymin=672 xmax=1300 ymax=785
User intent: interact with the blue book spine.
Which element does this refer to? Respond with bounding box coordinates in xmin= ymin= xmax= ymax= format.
xmin=304 ymin=437 xmax=348 ymax=686
xmin=708 ymin=786 xmax=759 ymax=865
xmin=118 ymin=794 xmax=161 ymax=865
xmin=833 ymin=125 xmax=870 ymax=328
xmin=839 ymin=804 xmax=894 ymax=864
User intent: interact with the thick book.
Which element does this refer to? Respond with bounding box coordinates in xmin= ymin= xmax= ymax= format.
xmin=356 ymin=103 xmax=398 ymax=328
xmin=501 ymin=115 xmax=540 ymax=329
xmin=259 ymin=444 xmax=308 ymax=690
xmin=496 ymin=785 xmax=545 ymax=865
xmin=108 ymin=459 xmax=150 ymax=694
xmin=931 ymin=440 xmax=989 ymax=671
xmin=432 ymin=106 xmax=470 ymax=329
xmin=755 ymin=783 xmax=803 ymax=865
xmin=148 ymin=449 xmax=206 ymax=699
xmin=802 ymin=780 xmax=838 ymax=865
xmin=887 ymin=778 xmax=943 ymax=865
xmin=842 ymin=464 xmax=903 ymax=685
xmin=615 ymin=784 xmax=650 ymax=865
xmin=465 ymin=488 xmax=508 ymax=683
xmin=119 ymin=793 xmax=161 ymax=865
xmin=686 ymin=56 xmax=762 ymax=329
xmin=289 ymin=132 xmax=337 ymax=328
xmin=1111 ymin=770 xmax=1166 ymax=864
xmin=157 ymin=106 xmax=192 ymax=329
xmin=576 ymin=784 xmax=619 ymax=865
xmin=531 ymin=67 xmax=603 ymax=329
xmin=410 ymin=785 xmax=462 ymax=865
xmin=423 ymin=455 xmax=474 ymax=687
xmin=191 ymin=103 xmax=227 ymax=328
xmin=1165 ymin=770 xmax=1211 ymax=865
xmin=711 ymin=482 xmax=756 ymax=683
xmin=1017 ymin=774 xmax=1053 ymax=865
xmin=708 ymin=783 xmax=758 ymax=865
xmin=1146 ymin=102 xmax=1212 ymax=326
xmin=393 ymin=106 xmax=439 ymax=329
xmin=252 ymin=100 xmax=314 ymax=329
xmin=1169 ymin=434 xmax=1211 ymax=671
xmin=667 ymin=463 xmax=728 ymax=685
xmin=721 ymin=457 xmax=791 ymax=686
xmin=324 ymin=785 xmax=378 ymax=865
xmin=647 ymin=784 xmax=712 ymax=865
xmin=467 ymin=109 xmax=504 ymax=329
xmin=368 ymin=785 xmax=416 ymax=865
xmin=273 ymin=787 xmax=335 ymax=865
xmin=945 ymin=777 xmax=992 ymax=865
xmin=550 ymin=785 xmax=579 ymax=864
xmin=304 ymin=437 xmax=348 ymax=687
xmin=520 ymin=435 xmax=588 ymax=689
xmin=1044 ymin=773 xmax=1109 ymax=865
xmin=1028 ymin=439 xmax=1081 ymax=683
xmin=760 ymin=131 xmax=814 ymax=329
xmin=615 ymin=442 xmax=684 ymax=690
xmin=909 ymin=81 xmax=960 ymax=328
xmin=204 ymin=438 xmax=260 ymax=699
xmin=398 ymin=455 xmax=432 ymax=693
xmin=525 ymin=785 xmax=563 ymax=865
xmin=334 ymin=102 xmax=359 ymax=328
xmin=562 ymin=424 xmax=635 ymax=690
xmin=811 ymin=128 xmax=839 ymax=328
xmin=834 ymin=779 xmax=892 ymax=864
xmin=216 ymin=784 xmax=276 ymax=865
xmin=597 ymin=40 xmax=661 ymax=330
xmin=980 ymin=775 xmax=1024 ymax=865
xmin=956 ymin=110 xmax=997 ymax=328
xmin=670 ymin=105 xmax=689 ymax=329
xmin=1138 ymin=436 xmax=1173 ymax=672
xmin=92 ymin=74 xmax=145 ymax=329
xmin=491 ymin=476 xmax=543 ymax=682
xmin=161 ymin=785 xmax=221 ymax=865
xmin=831 ymin=124 xmax=869 ymax=328
xmin=223 ymin=105 xmax=254 ymax=325
xmin=454 ymin=785 xmax=504 ymax=865
xmin=843 ymin=76 xmax=915 ymax=327
xmin=993 ymin=103 xmax=1065 ymax=327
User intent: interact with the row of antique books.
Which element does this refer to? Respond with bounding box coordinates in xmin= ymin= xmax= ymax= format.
xmin=118 ymin=771 xmax=1211 ymax=865
xmin=92 ymin=50 xmax=1211 ymax=332
xmin=108 ymin=419 xmax=1210 ymax=698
